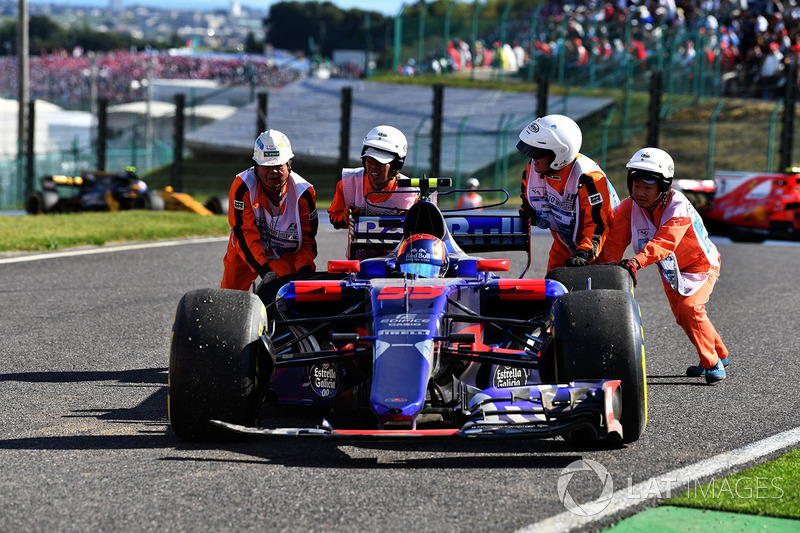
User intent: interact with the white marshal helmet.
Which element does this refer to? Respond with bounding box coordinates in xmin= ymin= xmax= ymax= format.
xmin=361 ymin=125 xmax=408 ymax=171
xmin=253 ymin=129 xmax=294 ymax=166
xmin=626 ymin=147 xmax=675 ymax=201
xmin=626 ymin=147 xmax=674 ymax=179
xmin=516 ymin=114 xmax=582 ymax=171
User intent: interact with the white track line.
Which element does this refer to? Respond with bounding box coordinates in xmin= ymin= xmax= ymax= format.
xmin=0 ymin=236 xmax=228 ymax=265
xmin=517 ymin=426 xmax=800 ymax=533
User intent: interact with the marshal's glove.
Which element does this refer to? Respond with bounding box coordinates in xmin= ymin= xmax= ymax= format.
xmin=519 ymin=202 xmax=536 ymax=228
xmin=256 ymin=270 xmax=278 ymax=292
xmin=618 ymin=258 xmax=639 ymax=287
xmin=565 ymin=249 xmax=593 ymax=268
xmin=346 ymin=205 xmax=362 ymax=230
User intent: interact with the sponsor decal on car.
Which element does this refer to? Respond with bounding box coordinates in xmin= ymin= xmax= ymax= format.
xmin=493 ymin=366 xmax=527 ymax=388
xmin=381 ymin=313 xmax=427 ymax=327
xmin=309 ymin=364 xmax=339 ymax=398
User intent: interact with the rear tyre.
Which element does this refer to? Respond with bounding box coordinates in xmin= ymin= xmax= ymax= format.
xmin=144 ymin=190 xmax=165 ymax=211
xmin=205 ymin=196 xmax=229 ymax=216
xmin=546 ymin=264 xmax=634 ymax=293
xmin=551 ymin=289 xmax=647 ymax=444
xmin=168 ymin=288 xmax=272 ymax=441
xmin=26 ymin=190 xmax=60 ymax=214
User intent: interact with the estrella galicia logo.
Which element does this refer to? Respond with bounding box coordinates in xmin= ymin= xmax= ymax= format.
xmin=557 ymin=459 xmax=614 ymax=516
xmin=493 ymin=366 xmax=527 ymax=388
xmin=309 ymin=364 xmax=339 ymax=398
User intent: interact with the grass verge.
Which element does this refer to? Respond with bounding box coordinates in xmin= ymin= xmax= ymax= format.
xmin=0 ymin=211 xmax=230 ymax=252
xmin=666 ymin=448 xmax=800 ymax=519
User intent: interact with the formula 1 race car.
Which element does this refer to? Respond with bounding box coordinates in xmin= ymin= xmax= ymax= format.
xmin=25 ymin=168 xmax=229 ymax=216
xmin=676 ymin=169 xmax=800 ymax=242
xmin=168 ymin=179 xmax=647 ymax=445
xmin=25 ymin=168 xmax=162 ymax=214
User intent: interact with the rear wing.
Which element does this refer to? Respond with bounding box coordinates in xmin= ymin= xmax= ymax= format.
xmin=348 ymin=214 xmax=531 ymax=277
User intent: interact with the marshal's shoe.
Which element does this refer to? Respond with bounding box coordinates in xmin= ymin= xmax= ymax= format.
xmin=686 ymin=356 xmax=729 ymax=378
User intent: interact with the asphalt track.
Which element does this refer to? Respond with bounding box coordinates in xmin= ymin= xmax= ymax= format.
xmin=1 ymin=223 xmax=799 ymax=532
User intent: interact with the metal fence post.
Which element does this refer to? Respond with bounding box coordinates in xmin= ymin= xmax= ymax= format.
xmin=537 ymin=77 xmax=549 ymax=118
xmin=257 ymin=91 xmax=267 ymax=136
xmin=26 ymin=100 xmax=34 ymax=193
xmin=339 ymin=86 xmax=352 ymax=170
xmin=172 ymin=94 xmax=185 ymax=191
xmin=431 ymin=84 xmax=443 ymax=179
xmin=97 ymin=98 xmax=107 ymax=171
xmin=780 ymin=63 xmax=797 ymax=171
xmin=393 ymin=15 xmax=403 ymax=75
xmin=647 ymin=70 xmax=662 ymax=147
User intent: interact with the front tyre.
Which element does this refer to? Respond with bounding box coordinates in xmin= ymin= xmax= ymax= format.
xmin=546 ymin=264 xmax=634 ymax=293
xmin=168 ymin=288 xmax=271 ymax=441
xmin=551 ymin=289 xmax=647 ymax=443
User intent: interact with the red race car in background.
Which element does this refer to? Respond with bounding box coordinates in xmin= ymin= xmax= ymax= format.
xmin=675 ymin=169 xmax=800 ymax=242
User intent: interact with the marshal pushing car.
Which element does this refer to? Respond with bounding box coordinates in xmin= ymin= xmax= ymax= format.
xmin=168 ymin=179 xmax=647 ymax=445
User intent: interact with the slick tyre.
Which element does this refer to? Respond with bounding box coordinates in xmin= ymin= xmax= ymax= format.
xmin=546 ymin=264 xmax=634 ymax=293
xmin=26 ymin=190 xmax=60 ymax=214
xmin=205 ymin=196 xmax=229 ymax=216
xmin=168 ymin=288 xmax=270 ymax=441
xmin=551 ymin=289 xmax=647 ymax=444
xmin=144 ymin=190 xmax=165 ymax=211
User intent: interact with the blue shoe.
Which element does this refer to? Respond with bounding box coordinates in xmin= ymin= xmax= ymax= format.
xmin=704 ymin=359 xmax=727 ymax=384
xmin=686 ymin=356 xmax=729 ymax=377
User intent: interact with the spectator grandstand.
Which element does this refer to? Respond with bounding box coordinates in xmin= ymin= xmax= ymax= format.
xmin=0 ymin=50 xmax=305 ymax=109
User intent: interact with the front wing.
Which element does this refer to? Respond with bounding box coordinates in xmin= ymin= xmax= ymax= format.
xmin=210 ymin=379 xmax=623 ymax=441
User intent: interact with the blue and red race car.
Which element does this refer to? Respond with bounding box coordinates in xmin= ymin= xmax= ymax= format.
xmin=168 ymin=179 xmax=647 ymax=445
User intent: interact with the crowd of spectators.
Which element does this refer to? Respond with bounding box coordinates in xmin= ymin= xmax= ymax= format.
xmin=3 ymin=2 xmax=799 ymax=108
xmin=0 ymin=49 xmax=304 ymax=109
xmin=400 ymin=1 xmax=800 ymax=100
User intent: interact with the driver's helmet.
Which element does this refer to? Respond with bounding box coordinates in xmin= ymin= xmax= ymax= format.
xmin=396 ymin=233 xmax=449 ymax=278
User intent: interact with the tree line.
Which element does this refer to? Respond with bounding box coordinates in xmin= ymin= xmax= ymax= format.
xmin=0 ymin=0 xmax=543 ymax=57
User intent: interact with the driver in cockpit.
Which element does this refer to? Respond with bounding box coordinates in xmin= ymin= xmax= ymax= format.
xmin=395 ymin=233 xmax=449 ymax=278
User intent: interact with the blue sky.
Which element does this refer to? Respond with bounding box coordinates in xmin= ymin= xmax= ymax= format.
xmin=32 ymin=0 xmax=410 ymax=16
